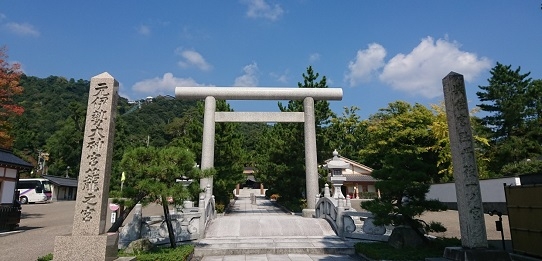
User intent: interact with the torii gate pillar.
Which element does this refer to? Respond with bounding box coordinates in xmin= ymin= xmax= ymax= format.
xmin=176 ymin=87 xmax=343 ymax=213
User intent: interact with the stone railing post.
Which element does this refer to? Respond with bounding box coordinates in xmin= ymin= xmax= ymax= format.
xmin=198 ymin=194 xmax=206 ymax=239
xmin=324 ymin=184 xmax=331 ymax=198
xmin=336 ymin=198 xmax=345 ymax=238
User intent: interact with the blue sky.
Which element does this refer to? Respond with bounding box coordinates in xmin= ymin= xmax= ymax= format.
xmin=1 ymin=1 xmax=541 ymax=119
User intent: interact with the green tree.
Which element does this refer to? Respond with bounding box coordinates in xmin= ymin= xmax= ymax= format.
xmin=11 ymin=75 xmax=89 ymax=171
xmin=429 ymin=103 xmax=491 ymax=181
xmin=477 ymin=63 xmax=531 ymax=141
xmin=476 ymin=63 xmax=542 ymax=174
xmin=167 ymin=100 xmax=245 ymax=209
xmin=213 ymin=101 xmax=245 ymax=209
xmin=501 ymin=159 xmax=542 ymax=176
xmin=258 ymin=66 xmax=334 ymax=210
xmin=114 ymin=146 xmax=204 ymax=247
xmin=44 ymin=102 xmax=86 ymax=176
xmin=360 ymin=101 xmax=446 ymax=243
xmin=327 ymin=106 xmax=368 ymax=162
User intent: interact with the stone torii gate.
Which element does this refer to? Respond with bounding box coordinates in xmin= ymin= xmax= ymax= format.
xmin=175 ymin=87 xmax=343 ymax=213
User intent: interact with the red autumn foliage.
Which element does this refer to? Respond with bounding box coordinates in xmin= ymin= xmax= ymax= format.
xmin=0 ymin=46 xmax=24 ymax=149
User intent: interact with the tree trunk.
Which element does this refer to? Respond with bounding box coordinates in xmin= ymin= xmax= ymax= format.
xmin=161 ymin=195 xmax=177 ymax=248
xmin=107 ymin=193 xmax=146 ymax=233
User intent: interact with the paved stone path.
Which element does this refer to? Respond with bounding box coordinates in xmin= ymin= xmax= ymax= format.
xmin=196 ymin=189 xmax=361 ymax=261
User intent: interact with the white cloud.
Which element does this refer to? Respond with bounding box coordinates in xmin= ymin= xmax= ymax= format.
xmin=4 ymin=22 xmax=40 ymax=37
xmin=234 ymin=62 xmax=259 ymax=87
xmin=345 ymin=43 xmax=386 ymax=86
xmin=132 ymin=73 xmax=206 ymax=96
xmin=242 ymin=0 xmax=284 ymax=21
xmin=176 ymin=48 xmax=212 ymax=71
xmin=270 ymin=70 xmax=289 ymax=84
xmin=309 ymin=53 xmax=320 ymax=63
xmin=137 ymin=25 xmax=151 ymax=36
xmin=379 ymin=36 xmax=491 ymax=98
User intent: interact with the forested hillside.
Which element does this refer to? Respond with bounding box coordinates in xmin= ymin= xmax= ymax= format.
xmin=10 ymin=74 xmax=199 ymax=178
xmin=8 ymin=74 xmax=264 ymax=207
xmin=6 ymin=63 xmax=542 ymax=212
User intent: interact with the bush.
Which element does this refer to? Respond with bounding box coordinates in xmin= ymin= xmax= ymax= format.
xmin=37 ymin=253 xmax=53 ymax=261
xmin=119 ymin=244 xmax=194 ymax=261
xmin=278 ymin=198 xmax=306 ymax=213
xmin=501 ymin=160 xmax=542 ymax=176
xmin=36 ymin=245 xmax=195 ymax=261
xmin=216 ymin=203 xmax=225 ymax=213
xmin=265 ymin=188 xmax=277 ymax=199
xmin=358 ymin=192 xmax=378 ymax=199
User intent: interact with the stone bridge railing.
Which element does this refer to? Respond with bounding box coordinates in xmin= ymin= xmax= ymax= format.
xmin=314 ymin=184 xmax=392 ymax=241
xmin=118 ymin=185 xmax=216 ymax=248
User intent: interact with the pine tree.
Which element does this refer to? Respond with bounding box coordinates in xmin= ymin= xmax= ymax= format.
xmin=115 ymin=146 xmax=202 ymax=247
xmin=258 ymin=66 xmax=334 ymax=210
xmin=476 ymin=63 xmax=542 ymax=174
xmin=477 ymin=62 xmax=531 ymax=141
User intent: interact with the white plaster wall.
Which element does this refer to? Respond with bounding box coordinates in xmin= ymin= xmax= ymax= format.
xmin=426 ymin=177 xmax=521 ymax=203
xmin=0 ymin=181 xmax=15 ymax=204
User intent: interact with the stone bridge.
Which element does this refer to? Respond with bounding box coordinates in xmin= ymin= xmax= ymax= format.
xmin=194 ymin=189 xmax=357 ymax=257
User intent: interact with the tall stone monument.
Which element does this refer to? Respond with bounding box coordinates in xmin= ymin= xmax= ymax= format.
xmin=54 ymin=72 xmax=119 ymax=261
xmin=442 ymin=72 xmax=510 ymax=261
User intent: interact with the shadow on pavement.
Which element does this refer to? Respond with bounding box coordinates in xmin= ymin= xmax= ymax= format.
xmin=21 ymin=213 xmax=44 ymax=219
xmin=16 ymin=226 xmax=43 ymax=231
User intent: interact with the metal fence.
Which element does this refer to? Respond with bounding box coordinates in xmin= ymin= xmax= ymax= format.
xmin=505 ymin=184 xmax=542 ymax=258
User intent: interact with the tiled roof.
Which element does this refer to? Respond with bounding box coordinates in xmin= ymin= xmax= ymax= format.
xmin=0 ymin=149 xmax=33 ymax=170
xmin=43 ymin=175 xmax=78 ymax=187
xmin=324 ymin=155 xmax=373 ymax=172
xmin=343 ymin=174 xmax=377 ymax=182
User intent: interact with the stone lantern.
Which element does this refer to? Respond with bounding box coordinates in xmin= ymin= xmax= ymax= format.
xmin=175 ymin=163 xmax=198 ymax=210
xmin=326 ymin=149 xmax=349 ymax=199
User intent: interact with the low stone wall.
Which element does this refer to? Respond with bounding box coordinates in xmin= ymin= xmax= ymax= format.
xmin=426 ymin=177 xmax=520 ymax=215
xmin=118 ymin=204 xmax=204 ymax=248
xmin=119 ymin=186 xmax=216 ymax=249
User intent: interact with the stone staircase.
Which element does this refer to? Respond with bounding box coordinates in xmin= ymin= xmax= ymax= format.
xmin=194 ymin=236 xmax=357 ymax=256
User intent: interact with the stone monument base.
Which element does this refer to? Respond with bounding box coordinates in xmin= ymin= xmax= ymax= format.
xmin=53 ymin=233 xmax=119 ymax=261
xmin=302 ymin=208 xmax=315 ymax=218
xmin=443 ymin=246 xmax=510 ymax=261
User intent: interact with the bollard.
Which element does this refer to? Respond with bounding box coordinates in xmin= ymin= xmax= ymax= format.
xmin=489 ymin=209 xmax=506 ymax=250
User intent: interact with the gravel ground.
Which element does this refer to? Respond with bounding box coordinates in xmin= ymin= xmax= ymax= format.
xmin=421 ymin=209 xmax=512 ymax=251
